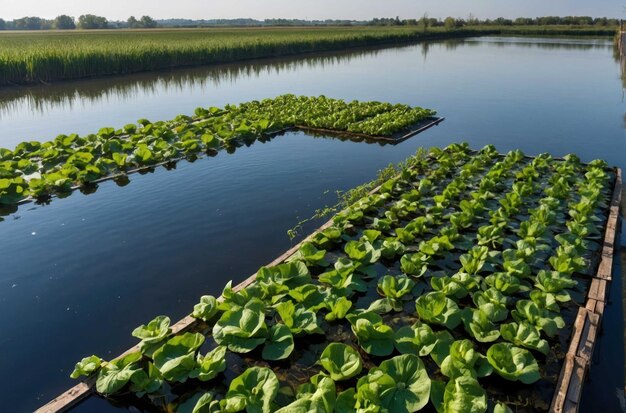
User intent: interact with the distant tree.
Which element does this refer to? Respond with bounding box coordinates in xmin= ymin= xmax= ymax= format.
xmin=467 ymin=13 xmax=478 ymax=26
xmin=493 ymin=17 xmax=513 ymax=26
xmin=420 ymin=12 xmax=430 ymax=32
xmin=54 ymin=15 xmax=75 ymax=30
xmin=0 ymin=19 xmax=5 ymax=30
xmin=127 ymin=16 xmax=139 ymax=28
xmin=443 ymin=17 xmax=456 ymax=29
xmin=14 ymin=16 xmax=45 ymax=30
xmin=140 ymin=15 xmax=157 ymax=28
xmin=77 ymin=14 xmax=108 ymax=29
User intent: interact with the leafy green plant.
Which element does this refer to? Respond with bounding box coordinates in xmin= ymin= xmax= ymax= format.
xmin=415 ymin=292 xmax=462 ymax=330
xmin=261 ymin=324 xmax=294 ymax=361
xmin=355 ymin=354 xmax=431 ymax=412
xmin=192 ymin=295 xmax=219 ymax=322
xmin=190 ymin=345 xmax=227 ymax=381
xmin=486 ymin=343 xmax=541 ymax=384
xmin=221 ymin=367 xmax=279 ymax=413
xmin=213 ymin=298 xmax=268 ymax=352
xmin=153 ymin=332 xmax=205 ymax=383
xmin=348 ymin=313 xmax=395 ymax=356
xmin=319 ymin=343 xmax=362 ymax=381
xmin=500 ymin=322 xmax=549 ymax=355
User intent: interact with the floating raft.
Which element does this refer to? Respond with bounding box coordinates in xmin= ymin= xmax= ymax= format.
xmin=295 ymin=116 xmax=445 ymax=144
xmin=550 ymin=169 xmax=622 ymax=413
xmin=36 ymin=147 xmax=622 ymax=413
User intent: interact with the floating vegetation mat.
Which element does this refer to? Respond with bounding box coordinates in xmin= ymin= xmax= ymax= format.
xmin=0 ymin=95 xmax=437 ymax=208
xmin=58 ymin=143 xmax=618 ymax=413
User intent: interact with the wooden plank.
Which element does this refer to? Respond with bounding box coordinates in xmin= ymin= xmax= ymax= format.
xmin=576 ymin=311 xmax=600 ymax=366
xmin=586 ymin=278 xmax=608 ymax=304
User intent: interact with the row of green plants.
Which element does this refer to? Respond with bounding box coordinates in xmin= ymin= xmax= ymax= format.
xmin=0 ymin=27 xmax=429 ymax=85
xmin=0 ymin=95 xmax=435 ymax=206
xmin=70 ymin=143 xmax=614 ymax=412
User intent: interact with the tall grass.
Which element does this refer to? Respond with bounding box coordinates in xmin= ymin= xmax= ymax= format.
xmin=0 ymin=26 xmax=615 ymax=86
xmin=0 ymin=27 xmax=429 ymax=85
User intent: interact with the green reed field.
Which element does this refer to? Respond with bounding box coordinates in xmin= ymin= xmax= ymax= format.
xmin=0 ymin=25 xmax=616 ymax=86
xmin=0 ymin=27 xmax=433 ymax=86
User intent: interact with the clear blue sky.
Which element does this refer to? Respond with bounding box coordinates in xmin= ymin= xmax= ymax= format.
xmin=2 ymin=0 xmax=623 ymax=21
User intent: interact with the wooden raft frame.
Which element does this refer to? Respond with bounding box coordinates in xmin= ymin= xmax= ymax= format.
xmin=549 ymin=168 xmax=623 ymax=413
xmin=37 ymin=163 xmax=620 ymax=413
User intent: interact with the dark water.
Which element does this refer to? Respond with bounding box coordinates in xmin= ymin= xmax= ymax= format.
xmin=0 ymin=36 xmax=624 ymax=412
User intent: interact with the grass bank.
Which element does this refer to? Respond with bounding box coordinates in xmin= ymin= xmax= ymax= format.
xmin=0 ymin=26 xmax=616 ymax=86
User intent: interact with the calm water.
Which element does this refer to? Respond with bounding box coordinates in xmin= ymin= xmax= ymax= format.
xmin=0 ymin=36 xmax=624 ymax=412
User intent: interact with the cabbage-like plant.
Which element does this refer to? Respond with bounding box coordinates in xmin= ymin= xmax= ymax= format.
xmin=484 ymin=273 xmax=528 ymax=295
xmin=274 ymin=300 xmax=322 ymax=335
xmin=436 ymin=375 xmax=488 ymax=413
xmin=460 ymin=309 xmax=500 ymax=343
xmin=400 ymin=252 xmax=431 ymax=277
xmin=500 ymin=322 xmax=549 ymax=355
xmin=213 ymin=298 xmax=268 ymax=352
xmin=355 ymin=354 xmax=431 ymax=412
xmin=325 ymin=296 xmax=353 ymax=321
xmin=288 ymin=242 xmax=329 ymax=267
xmin=70 ymin=355 xmax=102 ymax=379
xmin=275 ymin=374 xmax=336 ymax=413
xmin=415 ymin=292 xmax=462 ymax=330
xmin=459 ymin=246 xmax=489 ymax=275
xmin=440 ymin=339 xmax=492 ymax=379
xmin=394 ymin=321 xmax=437 ymax=356
xmin=471 ymin=288 xmax=508 ymax=322
xmin=319 ymin=343 xmax=363 ymax=381
xmin=96 ymin=352 xmax=143 ymax=395
xmin=189 ymin=345 xmax=227 ymax=381
xmin=221 ymin=367 xmax=279 ymax=413
xmin=486 ymin=343 xmax=540 ymax=384
xmin=376 ymin=274 xmax=416 ymax=311
xmin=261 ymin=324 xmax=294 ymax=361
xmin=153 ymin=332 xmax=205 ymax=383
xmin=348 ymin=313 xmax=395 ymax=356
xmin=192 ymin=296 xmax=219 ymax=322
xmin=511 ymin=300 xmax=564 ymax=338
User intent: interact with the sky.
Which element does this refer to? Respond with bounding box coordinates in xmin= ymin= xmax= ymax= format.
xmin=1 ymin=0 xmax=623 ymax=21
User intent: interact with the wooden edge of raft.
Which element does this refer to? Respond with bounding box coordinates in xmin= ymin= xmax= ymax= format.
xmin=549 ymin=167 xmax=622 ymax=413
xmin=38 ymin=162 xmax=620 ymax=413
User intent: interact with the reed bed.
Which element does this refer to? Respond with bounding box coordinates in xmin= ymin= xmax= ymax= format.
xmin=0 ymin=27 xmax=426 ymax=85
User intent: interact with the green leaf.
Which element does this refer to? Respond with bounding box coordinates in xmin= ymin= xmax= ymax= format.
xmin=350 ymin=318 xmax=395 ymax=357
xmin=486 ymin=343 xmax=541 ymax=384
xmin=192 ymin=295 xmax=219 ymax=322
xmin=320 ymin=343 xmax=362 ymax=381
xmin=213 ymin=298 xmax=268 ymax=353
xmin=274 ymin=300 xmax=321 ymax=335
xmin=189 ymin=345 xmax=227 ymax=382
xmin=500 ymin=322 xmax=549 ymax=355
xmin=275 ymin=374 xmax=336 ymax=413
xmin=129 ymin=362 xmax=163 ymax=397
xmin=95 ymin=352 xmax=142 ymax=395
xmin=153 ymin=332 xmax=205 ymax=383
xmin=442 ymin=376 xmax=487 ymax=413
xmin=394 ymin=322 xmax=437 ymax=356
xmin=325 ymin=296 xmax=353 ymax=321
xmin=356 ymin=354 xmax=431 ymax=413
xmin=131 ymin=315 xmax=171 ymax=344
xmin=70 ymin=355 xmax=102 ymax=379
xmin=177 ymin=392 xmax=220 ymax=413
xmin=460 ymin=309 xmax=500 ymax=343
xmin=262 ymin=324 xmax=294 ymax=361
xmin=223 ymin=367 xmax=279 ymax=413
xmin=415 ymin=292 xmax=461 ymax=330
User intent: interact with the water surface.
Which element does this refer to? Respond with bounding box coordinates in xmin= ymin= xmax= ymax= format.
xmin=0 ymin=36 xmax=624 ymax=412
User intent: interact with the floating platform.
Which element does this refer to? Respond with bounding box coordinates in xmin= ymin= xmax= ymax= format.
xmin=36 ymin=149 xmax=621 ymax=413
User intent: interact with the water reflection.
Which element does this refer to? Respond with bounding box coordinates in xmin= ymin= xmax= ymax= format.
xmin=0 ymin=45 xmax=415 ymax=117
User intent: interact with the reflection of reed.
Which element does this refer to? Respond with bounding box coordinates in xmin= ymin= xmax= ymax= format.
xmin=0 ymin=46 xmax=408 ymax=117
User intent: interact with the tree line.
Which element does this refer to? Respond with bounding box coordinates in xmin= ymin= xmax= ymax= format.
xmin=0 ymin=15 xmax=157 ymax=30
xmin=0 ymin=15 xmax=619 ymax=31
xmin=370 ymin=15 xmax=620 ymax=28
